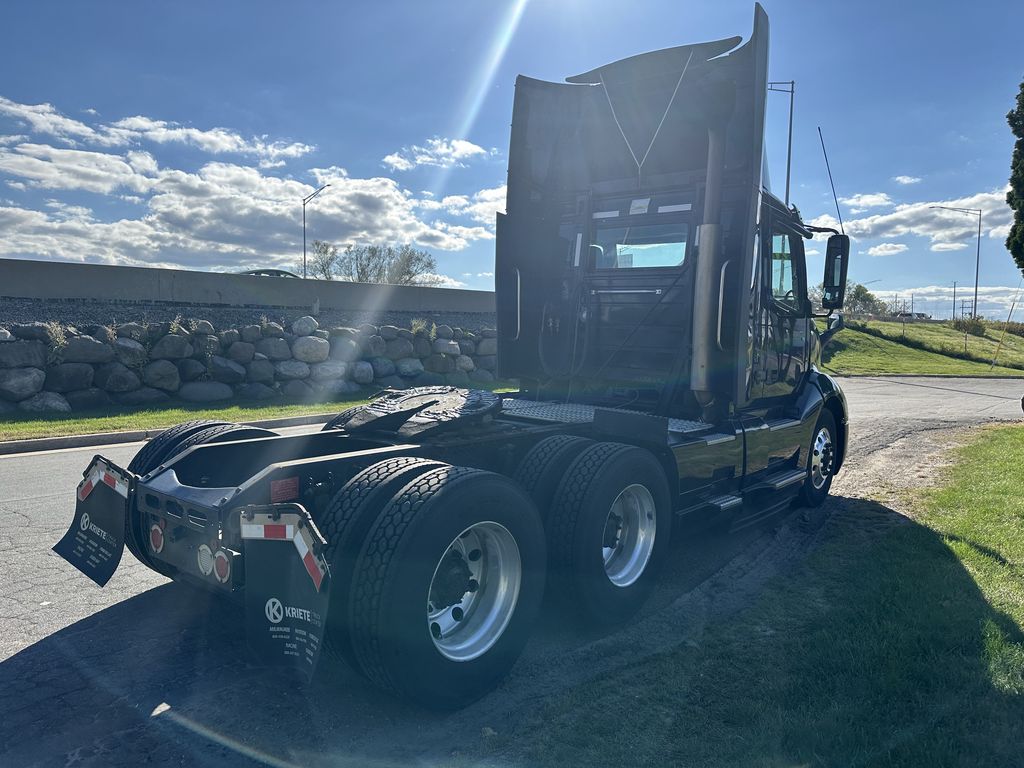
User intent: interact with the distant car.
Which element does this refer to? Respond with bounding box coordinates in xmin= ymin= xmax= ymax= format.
xmin=237 ymin=268 xmax=300 ymax=278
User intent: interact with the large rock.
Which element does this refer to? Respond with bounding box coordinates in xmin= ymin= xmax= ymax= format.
xmin=455 ymin=354 xmax=475 ymax=372
xmin=292 ymin=335 xmax=330 ymax=363
xmin=310 ymin=361 xmax=348 ymax=381
xmin=150 ymin=334 xmax=194 ymax=360
xmin=476 ymin=337 xmax=498 ymax=356
xmin=313 ymin=329 xmax=329 ymax=340
xmin=446 ymin=371 xmax=471 ymax=388
xmin=274 ymin=360 xmax=311 ymax=380
xmin=240 ymin=325 xmax=262 ymax=343
xmin=0 ymin=367 xmax=45 ymax=401
xmin=329 ymin=337 xmax=360 ymax=362
xmin=177 ymin=358 xmax=207 ymax=382
xmin=413 ymin=336 xmax=432 ymax=357
xmin=475 ymin=355 xmax=496 ymax=372
xmin=141 ymin=360 xmax=181 ymax=391
xmin=363 ymin=335 xmax=386 ymax=358
xmin=113 ymin=337 xmax=148 ymax=368
xmin=192 ymin=334 xmax=220 ymax=356
xmin=179 ymin=381 xmax=233 ymax=402
xmin=255 ymin=337 xmax=292 ymax=361
xmin=208 ymin=355 xmax=246 ymax=384
xmin=435 ymin=324 xmax=454 ymax=340
xmin=66 ymin=387 xmax=111 ymax=410
xmin=351 ymin=361 xmax=374 ymax=385
xmin=385 ymin=337 xmax=415 ymax=360
xmin=246 ymin=358 xmax=276 ymax=384
xmin=379 ymin=325 xmax=400 ymax=340
xmin=312 ymin=379 xmax=361 ymax=399
xmin=375 ymin=374 xmax=406 ymax=389
xmin=0 ymin=341 xmax=46 ymax=369
xmin=263 ymin=322 xmax=285 ymax=337
xmin=291 ymin=316 xmax=319 ymax=337
xmin=218 ymin=329 xmax=240 ymax=347
xmin=44 ymin=363 xmax=94 ymax=392
xmin=395 ymin=357 xmax=425 ymax=377
xmin=458 ymin=339 xmax=476 ymax=356
xmin=192 ymin=320 xmax=215 ymax=335
xmin=397 ymin=328 xmax=413 ymax=341
xmin=480 ymin=328 xmax=498 ymax=338
xmin=115 ymin=387 xmax=170 ymax=406
xmin=358 ymin=323 xmax=378 ymax=337
xmin=281 ymin=379 xmax=314 ymax=400
xmin=0 ymin=329 xmax=12 ymax=342
xmin=10 ymin=322 xmax=53 ymax=342
xmin=94 ymin=362 xmax=141 ymax=393
xmin=452 ymin=328 xmax=465 ymax=341
xmin=62 ymin=335 xmax=115 ymax=364
xmin=18 ymin=391 xmax=71 ymax=413
xmin=414 ymin=371 xmax=446 ymax=387
xmin=469 ymin=369 xmax=495 ymax=383
xmin=236 ymin=382 xmax=277 ymax=400
xmin=116 ymin=322 xmax=147 ymax=341
xmin=423 ymin=353 xmax=455 ymax=375
xmin=369 ymin=356 xmax=396 ymax=378
xmin=433 ymin=338 xmax=461 ymax=356
xmin=226 ymin=341 xmax=255 ymax=363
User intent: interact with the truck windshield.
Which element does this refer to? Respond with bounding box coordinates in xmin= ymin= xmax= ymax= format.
xmin=593 ymin=221 xmax=688 ymax=269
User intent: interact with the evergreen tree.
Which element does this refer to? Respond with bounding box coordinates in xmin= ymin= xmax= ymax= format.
xmin=1007 ymin=78 xmax=1024 ymax=273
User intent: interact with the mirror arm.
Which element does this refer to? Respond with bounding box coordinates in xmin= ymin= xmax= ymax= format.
xmin=819 ymin=313 xmax=845 ymax=348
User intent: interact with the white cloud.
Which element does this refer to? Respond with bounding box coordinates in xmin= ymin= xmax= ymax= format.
xmin=383 ymin=137 xmax=490 ymax=171
xmin=416 ymin=272 xmax=467 ymax=288
xmin=867 ymin=242 xmax=909 ymax=256
xmin=0 ymin=143 xmax=154 ymax=194
xmin=893 ymin=175 xmax=921 ymax=185
xmin=0 ymin=96 xmax=119 ymax=147
xmin=877 ymin=284 xmax=1024 ymax=319
xmin=930 ymin=242 xmax=969 ymax=252
xmin=839 ymin=192 xmax=893 ymax=214
xmin=477 ymin=271 xmax=494 ymax=278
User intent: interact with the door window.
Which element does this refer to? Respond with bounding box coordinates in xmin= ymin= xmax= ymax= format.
xmin=770 ymin=232 xmax=798 ymax=309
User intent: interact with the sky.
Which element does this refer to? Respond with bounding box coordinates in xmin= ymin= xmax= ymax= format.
xmin=0 ymin=0 xmax=1021 ymax=318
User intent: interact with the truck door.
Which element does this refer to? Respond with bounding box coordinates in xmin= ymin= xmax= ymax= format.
xmin=743 ymin=204 xmax=811 ymax=476
xmin=756 ymin=208 xmax=810 ymax=403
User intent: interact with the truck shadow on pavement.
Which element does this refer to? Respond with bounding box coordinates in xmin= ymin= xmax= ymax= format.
xmin=2 ymin=496 xmax=1021 ymax=767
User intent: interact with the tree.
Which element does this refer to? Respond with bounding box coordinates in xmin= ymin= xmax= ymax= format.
xmin=811 ymin=281 xmax=887 ymax=315
xmin=337 ymin=243 xmax=444 ymax=286
xmin=307 ymin=240 xmax=340 ymax=280
xmin=1007 ymin=78 xmax=1024 ymax=273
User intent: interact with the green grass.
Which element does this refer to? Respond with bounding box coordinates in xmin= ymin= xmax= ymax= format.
xmin=824 ymin=324 xmax=1024 ymax=376
xmin=856 ymin=320 xmax=1024 ymax=370
xmin=0 ymin=382 xmax=518 ymax=441
xmin=496 ymin=426 xmax=1024 ymax=767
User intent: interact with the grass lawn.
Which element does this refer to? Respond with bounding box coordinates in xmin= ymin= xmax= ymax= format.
xmin=0 ymin=382 xmax=518 ymax=442
xmin=497 ymin=426 xmax=1024 ymax=767
xmin=823 ymin=325 xmax=1024 ymax=377
xmin=857 ymin=320 xmax=1024 ymax=371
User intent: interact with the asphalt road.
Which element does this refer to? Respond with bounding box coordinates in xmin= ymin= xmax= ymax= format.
xmin=1 ymin=376 xmax=1021 ymax=767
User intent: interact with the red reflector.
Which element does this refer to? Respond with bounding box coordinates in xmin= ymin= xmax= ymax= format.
xmin=149 ymin=524 xmax=164 ymax=554
xmin=263 ymin=524 xmax=288 ymax=539
xmin=270 ymin=476 xmax=300 ymax=503
xmin=102 ymin=472 xmax=117 ymax=489
xmin=214 ymin=550 xmax=231 ymax=583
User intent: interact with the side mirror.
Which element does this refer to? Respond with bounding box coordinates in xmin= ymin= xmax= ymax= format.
xmin=821 ymin=234 xmax=850 ymax=310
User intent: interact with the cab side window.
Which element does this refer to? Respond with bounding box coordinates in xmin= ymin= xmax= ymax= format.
xmin=769 ymin=231 xmax=798 ymax=309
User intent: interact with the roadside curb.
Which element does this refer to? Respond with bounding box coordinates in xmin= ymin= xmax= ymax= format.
xmin=831 ymin=373 xmax=1024 ymax=380
xmin=0 ymin=412 xmax=335 ymax=457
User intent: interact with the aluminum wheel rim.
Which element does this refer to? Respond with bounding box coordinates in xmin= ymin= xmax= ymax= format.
xmin=427 ymin=521 xmax=521 ymax=662
xmin=810 ymin=427 xmax=835 ymax=489
xmin=602 ymin=484 xmax=657 ymax=588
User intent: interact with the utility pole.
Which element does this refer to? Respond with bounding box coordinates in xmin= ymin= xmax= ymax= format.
xmin=952 ymin=281 xmax=957 ymax=321
xmin=930 ymin=206 xmax=983 ymax=317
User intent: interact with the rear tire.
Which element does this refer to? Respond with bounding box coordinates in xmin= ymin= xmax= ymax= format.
xmin=547 ymin=442 xmax=672 ymax=626
xmin=513 ymin=435 xmax=594 ymax=515
xmin=316 ymin=456 xmax=448 ymax=668
xmin=348 ymin=466 xmax=546 ymax=709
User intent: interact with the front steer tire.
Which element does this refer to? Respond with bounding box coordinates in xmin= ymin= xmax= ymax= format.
xmin=348 ymin=466 xmax=546 ymax=709
xmin=547 ymin=442 xmax=672 ymax=627
xmin=798 ymin=409 xmax=838 ymax=528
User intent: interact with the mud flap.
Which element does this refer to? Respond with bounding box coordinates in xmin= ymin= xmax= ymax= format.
xmin=241 ymin=504 xmax=331 ymax=681
xmin=52 ymin=456 xmax=131 ymax=587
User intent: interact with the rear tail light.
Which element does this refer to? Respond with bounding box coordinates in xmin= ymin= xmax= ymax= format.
xmin=149 ymin=523 xmax=165 ymax=554
xmin=213 ymin=549 xmax=231 ymax=583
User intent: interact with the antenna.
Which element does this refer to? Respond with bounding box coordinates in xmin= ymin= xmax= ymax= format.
xmin=817 ymin=126 xmax=844 ymax=235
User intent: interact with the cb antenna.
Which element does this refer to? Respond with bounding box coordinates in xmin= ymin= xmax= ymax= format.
xmin=817 ymin=126 xmax=844 ymax=235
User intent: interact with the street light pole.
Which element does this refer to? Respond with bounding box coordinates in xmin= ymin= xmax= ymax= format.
xmin=301 ymin=184 xmax=331 ymax=279
xmin=929 ymin=205 xmax=982 ymax=318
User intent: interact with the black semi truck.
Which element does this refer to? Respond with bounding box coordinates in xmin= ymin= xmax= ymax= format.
xmin=54 ymin=4 xmax=850 ymax=709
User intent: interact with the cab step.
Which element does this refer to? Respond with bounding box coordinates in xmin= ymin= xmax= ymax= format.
xmin=744 ymin=468 xmax=807 ymax=493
